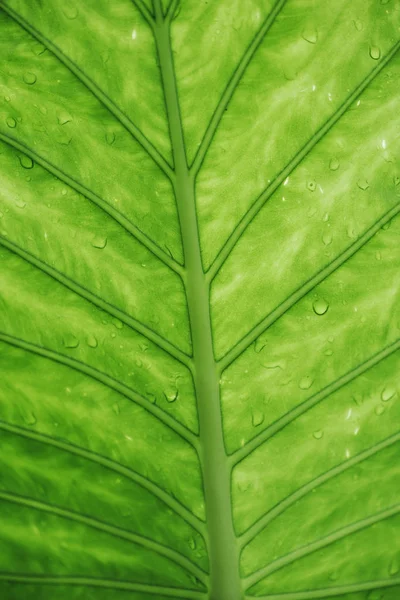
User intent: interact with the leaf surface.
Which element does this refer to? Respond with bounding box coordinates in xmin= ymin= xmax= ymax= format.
xmin=0 ymin=1 xmax=399 ymax=600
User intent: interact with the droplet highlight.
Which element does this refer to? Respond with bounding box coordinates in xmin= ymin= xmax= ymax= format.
xmin=369 ymin=46 xmax=381 ymax=60
xmin=313 ymin=298 xmax=329 ymax=315
xmin=299 ymin=376 xmax=313 ymax=390
xmin=23 ymin=72 xmax=37 ymax=85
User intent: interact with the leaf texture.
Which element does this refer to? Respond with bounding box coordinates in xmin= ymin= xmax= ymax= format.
xmin=0 ymin=1 xmax=399 ymax=600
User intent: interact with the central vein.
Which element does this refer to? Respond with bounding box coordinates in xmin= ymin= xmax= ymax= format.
xmin=152 ymin=3 xmax=243 ymax=599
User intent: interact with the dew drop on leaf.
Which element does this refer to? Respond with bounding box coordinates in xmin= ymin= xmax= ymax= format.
xmin=329 ymin=158 xmax=340 ymax=171
xmin=19 ymin=155 xmax=34 ymax=169
xmin=369 ymin=46 xmax=381 ymax=60
xmin=111 ymin=318 xmax=123 ymax=330
xmin=357 ymin=178 xmax=369 ymax=190
xmin=6 ymin=116 xmax=16 ymax=128
xmin=375 ymin=404 xmax=385 ymax=416
xmin=189 ymin=537 xmax=196 ymax=550
xmin=106 ymin=132 xmax=116 ymax=145
xmin=23 ymin=72 xmax=37 ymax=85
xmin=15 ymin=199 xmax=26 ymax=209
xmin=313 ymin=298 xmax=329 ymax=315
xmin=353 ymin=19 xmax=363 ymax=31
xmin=299 ymin=376 xmax=313 ymax=390
xmin=58 ymin=111 xmax=72 ymax=125
xmin=254 ymin=339 xmax=266 ymax=353
xmin=381 ymin=386 xmax=395 ymax=402
xmin=23 ymin=411 xmax=37 ymax=426
xmin=164 ymin=389 xmax=178 ymax=403
xmin=302 ymin=27 xmax=318 ymax=44
xmin=307 ymin=180 xmax=316 ymax=191
xmin=87 ymin=335 xmax=98 ymax=348
xmin=62 ymin=6 xmax=79 ymax=19
xmin=389 ymin=557 xmax=399 ymax=575
xmin=322 ymin=232 xmax=332 ymax=246
xmin=91 ymin=235 xmax=107 ymax=249
xmin=313 ymin=430 xmax=323 ymax=439
xmin=251 ymin=410 xmax=264 ymax=427
xmin=63 ymin=334 xmax=79 ymax=349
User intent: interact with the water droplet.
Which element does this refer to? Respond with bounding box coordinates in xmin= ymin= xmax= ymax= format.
xmin=23 ymin=72 xmax=37 ymax=85
xmin=15 ymin=199 xmax=26 ymax=209
xmin=389 ymin=557 xmax=399 ymax=575
xmin=381 ymin=386 xmax=395 ymax=402
xmin=329 ymin=158 xmax=340 ymax=171
xmin=24 ymin=411 xmax=37 ymax=426
xmin=307 ymin=180 xmax=316 ymax=192
xmin=251 ymin=410 xmax=264 ymax=427
xmin=61 ymin=188 xmax=67 ymax=196
xmin=313 ymin=298 xmax=329 ymax=315
xmin=6 ymin=116 xmax=16 ymax=128
xmin=164 ymin=389 xmax=178 ymax=403
xmin=375 ymin=404 xmax=385 ymax=416
xmin=63 ymin=334 xmax=79 ymax=349
xmin=111 ymin=318 xmax=123 ymax=330
xmin=188 ymin=537 xmax=196 ymax=550
xmin=375 ymin=251 xmax=381 ymax=261
xmin=19 ymin=155 xmax=34 ymax=169
xmin=254 ymin=339 xmax=266 ymax=353
xmin=369 ymin=46 xmax=381 ymax=60
xmin=58 ymin=111 xmax=72 ymax=125
xmin=91 ymin=235 xmax=107 ymax=249
xmin=313 ymin=429 xmax=323 ymax=439
xmin=105 ymin=131 xmax=115 ymax=145
xmin=357 ymin=178 xmax=369 ymax=190
xmin=87 ymin=335 xmax=98 ymax=348
xmin=322 ymin=232 xmax=332 ymax=246
xmin=112 ymin=402 xmax=120 ymax=415
xmin=299 ymin=376 xmax=313 ymax=390
xmin=62 ymin=5 xmax=78 ymax=19
xmin=302 ymin=27 xmax=318 ymax=44
xmin=131 ymin=29 xmax=137 ymax=40
xmin=353 ymin=19 xmax=363 ymax=31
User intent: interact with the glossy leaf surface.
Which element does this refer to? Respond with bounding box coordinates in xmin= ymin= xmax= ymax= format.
xmin=0 ymin=1 xmax=399 ymax=599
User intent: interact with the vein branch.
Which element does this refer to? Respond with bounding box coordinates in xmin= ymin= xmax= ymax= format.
xmin=191 ymin=0 xmax=287 ymax=176
xmin=0 ymin=419 xmax=205 ymax=536
xmin=0 ymin=332 xmax=198 ymax=449
xmin=231 ymin=340 xmax=400 ymax=466
xmin=245 ymin=577 xmax=400 ymax=600
xmin=0 ymin=574 xmax=207 ymax=598
xmin=0 ymin=133 xmax=183 ymax=277
xmin=208 ymin=40 xmax=400 ymax=282
xmin=0 ymin=236 xmax=192 ymax=370
xmin=244 ymin=503 xmax=400 ymax=590
xmin=219 ymin=201 xmax=400 ymax=372
xmin=131 ymin=0 xmax=156 ymax=28
xmin=0 ymin=490 xmax=208 ymax=585
xmin=239 ymin=432 xmax=400 ymax=549
xmin=0 ymin=2 xmax=173 ymax=179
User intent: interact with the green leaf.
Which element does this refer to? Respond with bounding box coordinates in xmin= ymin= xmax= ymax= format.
xmin=0 ymin=1 xmax=399 ymax=599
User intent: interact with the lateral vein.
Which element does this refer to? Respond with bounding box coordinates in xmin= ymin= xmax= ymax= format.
xmin=244 ymin=577 xmax=400 ymax=600
xmin=208 ymin=40 xmax=400 ymax=281
xmin=219 ymin=201 xmax=400 ymax=372
xmin=0 ymin=236 xmax=192 ymax=369
xmin=0 ymin=419 xmax=205 ymax=536
xmin=244 ymin=503 xmax=400 ymax=590
xmin=231 ymin=339 xmax=400 ymax=466
xmin=0 ymin=133 xmax=183 ymax=277
xmin=0 ymin=2 xmax=172 ymax=179
xmin=240 ymin=432 xmax=400 ymax=548
xmin=0 ymin=490 xmax=208 ymax=585
xmin=191 ymin=0 xmax=287 ymax=176
xmin=0 ymin=332 xmax=199 ymax=448
xmin=0 ymin=574 xmax=207 ymax=598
